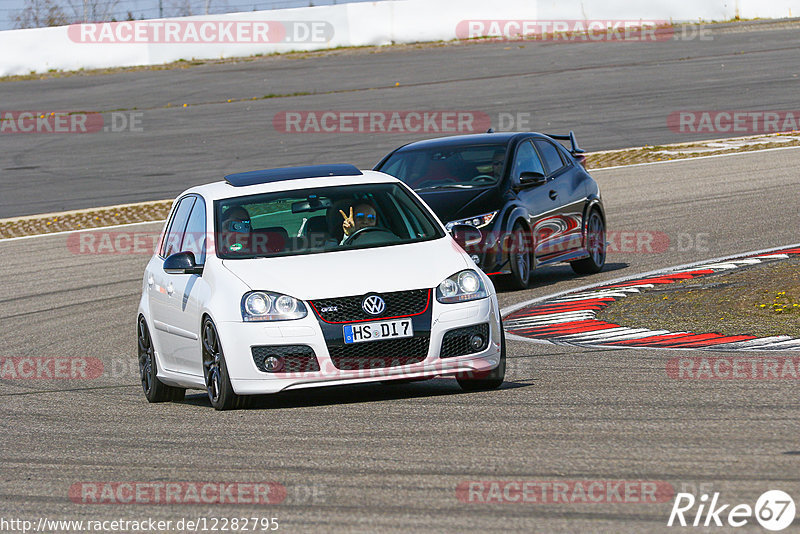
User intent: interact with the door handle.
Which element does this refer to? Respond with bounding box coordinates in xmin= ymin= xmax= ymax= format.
xmin=549 ymin=190 xmax=558 ymax=200
xmin=167 ymin=283 xmax=174 ymax=296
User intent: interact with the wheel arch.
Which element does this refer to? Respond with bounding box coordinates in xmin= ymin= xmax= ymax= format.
xmin=581 ymin=197 xmax=606 ymax=245
xmin=136 ymin=312 xmax=172 ymax=391
xmin=499 ymin=206 xmax=533 ymax=267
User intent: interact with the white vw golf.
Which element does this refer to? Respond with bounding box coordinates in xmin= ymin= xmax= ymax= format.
xmin=137 ymin=164 xmax=505 ymax=410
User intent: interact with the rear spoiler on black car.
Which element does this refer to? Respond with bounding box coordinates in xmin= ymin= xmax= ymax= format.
xmin=545 ymin=130 xmax=585 ymax=156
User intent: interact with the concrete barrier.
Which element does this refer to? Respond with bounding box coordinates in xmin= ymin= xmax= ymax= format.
xmin=1 ymin=0 xmax=798 ymax=77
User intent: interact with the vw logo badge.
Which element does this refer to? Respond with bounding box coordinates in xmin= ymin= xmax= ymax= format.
xmin=362 ymin=295 xmax=386 ymax=316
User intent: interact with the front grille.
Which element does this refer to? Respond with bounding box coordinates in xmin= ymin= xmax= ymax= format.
xmin=310 ymin=289 xmax=430 ymax=323
xmin=327 ymin=336 xmax=430 ymax=370
xmin=440 ymin=323 xmax=490 ymax=358
xmin=252 ymin=345 xmax=320 ymax=373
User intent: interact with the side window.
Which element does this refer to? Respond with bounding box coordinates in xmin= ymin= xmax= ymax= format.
xmin=182 ymin=197 xmax=207 ymax=265
xmin=161 ymin=196 xmax=195 ymax=257
xmin=555 ymin=143 xmax=574 ymax=163
xmin=534 ymin=140 xmax=566 ymax=175
xmin=512 ymin=140 xmax=546 ymax=179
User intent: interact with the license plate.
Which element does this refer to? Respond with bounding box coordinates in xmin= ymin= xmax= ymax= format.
xmin=343 ymin=319 xmax=413 ymax=344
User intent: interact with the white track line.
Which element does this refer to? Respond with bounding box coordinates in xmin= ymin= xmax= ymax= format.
xmin=501 ymin=243 xmax=800 ymax=352
xmin=5 ymin=142 xmax=800 ymax=243
xmin=0 ymin=220 xmax=165 ymax=243
xmin=590 ymin=144 xmax=800 ymax=172
xmin=500 ymin=243 xmax=800 ymax=318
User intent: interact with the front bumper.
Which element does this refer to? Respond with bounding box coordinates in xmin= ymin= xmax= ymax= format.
xmin=216 ymin=295 xmax=502 ymax=395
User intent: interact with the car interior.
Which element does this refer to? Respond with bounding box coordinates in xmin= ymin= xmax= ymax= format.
xmin=216 ymin=186 xmax=438 ymax=258
xmin=382 ymin=145 xmax=506 ymax=188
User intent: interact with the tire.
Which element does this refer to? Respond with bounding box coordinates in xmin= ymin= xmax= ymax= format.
xmin=507 ymin=221 xmax=532 ymax=289
xmin=571 ymin=209 xmax=606 ymax=275
xmin=137 ymin=316 xmax=185 ymax=403
xmin=202 ymin=317 xmax=248 ymax=411
xmin=456 ymin=326 xmax=506 ymax=392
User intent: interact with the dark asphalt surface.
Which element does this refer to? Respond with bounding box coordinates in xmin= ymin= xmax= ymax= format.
xmin=1 ymin=146 xmax=799 ymax=532
xmin=2 ymin=20 xmax=800 ymax=217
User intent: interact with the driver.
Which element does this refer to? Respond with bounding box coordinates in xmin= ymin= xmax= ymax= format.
xmin=491 ymin=150 xmax=505 ymax=179
xmin=339 ymin=203 xmax=377 ymax=244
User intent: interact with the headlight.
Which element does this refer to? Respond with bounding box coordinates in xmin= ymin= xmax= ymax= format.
xmin=245 ymin=293 xmax=270 ymax=315
xmin=241 ymin=291 xmax=307 ymax=321
xmin=436 ymin=270 xmax=488 ymax=303
xmin=445 ymin=211 xmax=498 ymax=231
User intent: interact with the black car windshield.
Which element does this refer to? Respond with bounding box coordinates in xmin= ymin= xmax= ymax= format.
xmin=378 ymin=144 xmax=508 ymax=190
xmin=215 ymin=183 xmax=444 ymax=259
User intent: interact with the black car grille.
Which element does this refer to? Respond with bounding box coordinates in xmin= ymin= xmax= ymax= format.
xmin=310 ymin=289 xmax=430 ymax=323
xmin=327 ymin=336 xmax=430 ymax=370
xmin=252 ymin=345 xmax=320 ymax=373
xmin=440 ymin=323 xmax=490 ymax=358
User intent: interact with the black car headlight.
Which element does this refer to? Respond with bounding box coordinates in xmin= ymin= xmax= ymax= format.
xmin=242 ymin=291 xmax=307 ymax=321
xmin=445 ymin=210 xmax=498 ymax=231
xmin=436 ymin=270 xmax=488 ymax=303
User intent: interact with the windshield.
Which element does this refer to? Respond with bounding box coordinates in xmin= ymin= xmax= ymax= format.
xmin=215 ymin=183 xmax=445 ymax=259
xmin=378 ymin=144 xmax=508 ymax=190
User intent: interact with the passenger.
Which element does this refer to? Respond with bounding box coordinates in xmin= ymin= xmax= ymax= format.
xmin=220 ymin=206 xmax=251 ymax=253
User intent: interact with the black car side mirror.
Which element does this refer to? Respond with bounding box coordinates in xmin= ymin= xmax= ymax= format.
xmin=450 ymin=224 xmax=482 ymax=249
xmin=518 ymin=171 xmax=547 ymax=187
xmin=164 ymin=251 xmax=203 ymax=275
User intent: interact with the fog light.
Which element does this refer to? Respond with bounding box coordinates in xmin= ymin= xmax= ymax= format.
xmin=469 ymin=334 xmax=486 ymax=352
xmin=264 ymin=355 xmax=284 ymax=372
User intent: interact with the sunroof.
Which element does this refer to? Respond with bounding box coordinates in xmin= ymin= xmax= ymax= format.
xmin=224 ymin=164 xmax=363 ymax=187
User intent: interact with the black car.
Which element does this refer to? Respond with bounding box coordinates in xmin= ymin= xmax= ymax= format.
xmin=374 ymin=131 xmax=606 ymax=288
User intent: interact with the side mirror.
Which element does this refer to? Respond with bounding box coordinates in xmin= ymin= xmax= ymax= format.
xmin=164 ymin=251 xmax=203 ymax=275
xmin=450 ymin=224 xmax=482 ymax=249
xmin=518 ymin=171 xmax=547 ymax=187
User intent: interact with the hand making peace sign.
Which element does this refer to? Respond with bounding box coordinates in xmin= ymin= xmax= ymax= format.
xmin=339 ymin=206 xmax=355 ymax=236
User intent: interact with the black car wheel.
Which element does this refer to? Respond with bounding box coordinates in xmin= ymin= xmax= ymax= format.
xmin=202 ymin=317 xmax=247 ymax=410
xmin=457 ymin=326 xmax=506 ymax=391
xmin=508 ymin=221 xmax=532 ymax=289
xmin=571 ymin=209 xmax=606 ymax=275
xmin=137 ymin=316 xmax=185 ymax=403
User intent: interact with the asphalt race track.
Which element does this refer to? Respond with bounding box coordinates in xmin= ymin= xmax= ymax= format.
xmin=2 ymin=20 xmax=800 ymax=534
xmin=1 ymin=146 xmax=799 ymax=532
xmin=2 ymin=20 xmax=800 ymax=217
